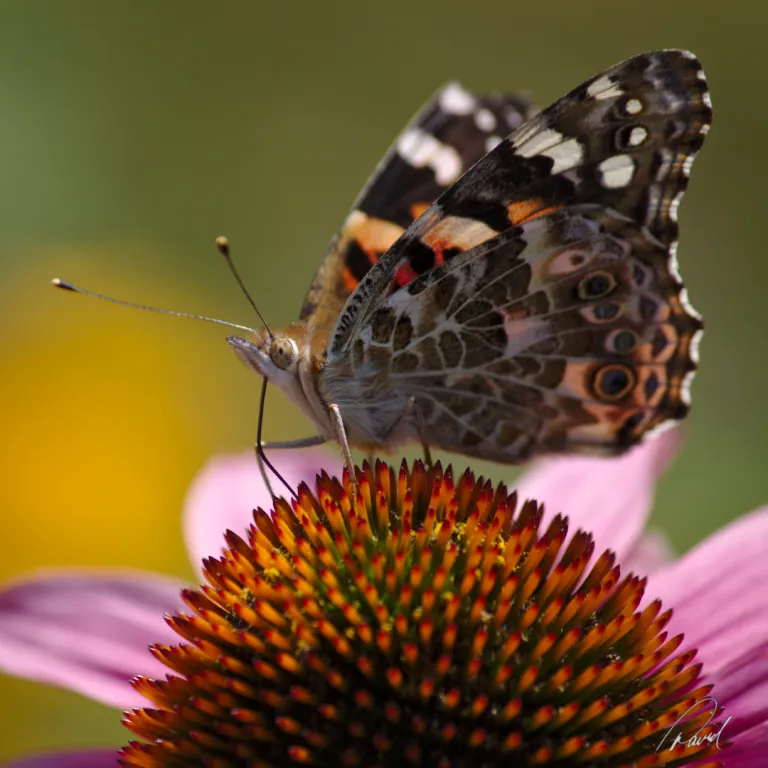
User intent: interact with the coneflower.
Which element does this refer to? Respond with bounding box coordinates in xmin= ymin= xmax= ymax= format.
xmin=120 ymin=460 xmax=723 ymax=767
xmin=1 ymin=436 xmax=765 ymax=767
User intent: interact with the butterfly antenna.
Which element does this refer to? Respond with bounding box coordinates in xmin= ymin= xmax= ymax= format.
xmin=55 ymin=252 xmax=292 ymax=499
xmin=215 ymin=236 xmax=274 ymax=339
xmin=51 ymin=279 xmax=260 ymax=334
xmin=212 ymin=238 xmax=293 ymax=496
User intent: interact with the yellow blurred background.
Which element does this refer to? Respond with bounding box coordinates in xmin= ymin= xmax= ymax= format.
xmin=2 ymin=0 xmax=767 ymax=759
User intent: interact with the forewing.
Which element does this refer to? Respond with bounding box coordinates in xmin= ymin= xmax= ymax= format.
xmin=299 ymin=85 xmax=534 ymax=329
xmin=331 ymin=50 xmax=710 ymax=351
xmin=328 ymin=50 xmax=711 ymax=460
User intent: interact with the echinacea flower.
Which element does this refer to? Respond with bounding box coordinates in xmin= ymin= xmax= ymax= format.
xmin=0 ymin=436 xmax=766 ymax=766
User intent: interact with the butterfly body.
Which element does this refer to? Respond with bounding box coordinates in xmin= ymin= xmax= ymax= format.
xmin=228 ymin=327 xmax=419 ymax=452
xmin=232 ymin=50 xmax=711 ymax=465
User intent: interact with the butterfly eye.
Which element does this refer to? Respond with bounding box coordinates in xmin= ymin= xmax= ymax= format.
xmin=269 ymin=337 xmax=298 ymax=370
xmin=577 ymin=271 xmax=616 ymax=300
xmin=593 ymin=364 xmax=636 ymax=401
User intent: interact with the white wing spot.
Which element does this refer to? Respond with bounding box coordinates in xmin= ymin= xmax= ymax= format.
xmin=485 ymin=135 xmax=502 ymax=153
xmin=680 ymin=368 xmax=697 ymax=406
xmin=646 ymin=420 xmax=682 ymax=442
xmin=680 ymin=287 xmax=703 ymax=321
xmin=514 ymin=127 xmax=563 ymax=157
xmin=689 ymin=327 xmax=704 ymax=364
xmin=624 ymin=98 xmax=643 ymax=115
xmin=587 ymin=75 xmax=624 ymax=100
xmin=439 ymin=83 xmax=476 ymax=115
xmin=668 ymin=190 xmax=684 ymax=222
xmin=628 ymin=126 xmax=648 ymax=146
xmin=397 ymin=129 xmax=462 ymax=185
xmin=475 ymin=108 xmax=496 ymax=132
xmin=682 ymin=152 xmax=697 ymax=177
xmin=699 ymin=123 xmax=710 ymax=136
xmin=668 ymin=241 xmax=683 ymax=282
xmin=598 ymin=154 xmax=635 ymax=188
xmin=509 ymin=119 xmax=537 ymax=148
xmin=504 ymin=108 xmax=524 ymax=129
xmin=541 ymin=137 xmax=584 ymax=174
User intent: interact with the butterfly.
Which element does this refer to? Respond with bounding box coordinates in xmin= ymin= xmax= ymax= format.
xmin=227 ymin=49 xmax=711 ymax=478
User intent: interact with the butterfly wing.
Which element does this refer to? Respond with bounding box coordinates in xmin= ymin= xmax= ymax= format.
xmin=299 ymin=85 xmax=534 ymax=330
xmin=325 ymin=50 xmax=711 ymax=460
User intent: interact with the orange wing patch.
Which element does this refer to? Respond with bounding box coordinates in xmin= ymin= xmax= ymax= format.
xmin=409 ymin=201 xmax=431 ymax=219
xmin=507 ymin=198 xmax=562 ymax=226
xmin=339 ymin=211 xmax=407 ymax=292
xmin=342 ymin=266 xmax=360 ymax=292
xmin=300 ymin=211 xmax=405 ymax=328
xmin=344 ymin=211 xmax=406 ymax=257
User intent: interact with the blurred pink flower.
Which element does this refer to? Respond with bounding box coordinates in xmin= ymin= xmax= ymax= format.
xmin=1 ymin=436 xmax=766 ymax=766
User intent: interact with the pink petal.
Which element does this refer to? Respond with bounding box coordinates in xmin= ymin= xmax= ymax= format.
xmin=2 ymin=751 xmax=118 ymax=768
xmin=716 ymin=719 xmax=768 ymax=766
xmin=183 ymin=447 xmax=342 ymax=568
xmin=707 ymin=642 xmax=768 ymax=733
xmin=0 ymin=570 xmax=184 ymax=708
xmin=646 ymin=507 xmax=768 ymax=674
xmin=514 ymin=428 xmax=679 ymax=561
xmin=621 ymin=529 xmax=675 ymax=578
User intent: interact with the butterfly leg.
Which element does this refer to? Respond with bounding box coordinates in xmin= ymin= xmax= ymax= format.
xmin=411 ymin=398 xmax=434 ymax=470
xmin=402 ymin=396 xmax=433 ymax=469
xmin=261 ymin=435 xmax=327 ymax=450
xmin=255 ymin=377 xmax=299 ymax=500
xmin=254 ymin=446 xmax=276 ymax=499
xmin=329 ymin=403 xmax=357 ymax=494
xmin=254 ymin=436 xmax=327 ymax=500
xmin=380 ymin=396 xmax=434 ymax=469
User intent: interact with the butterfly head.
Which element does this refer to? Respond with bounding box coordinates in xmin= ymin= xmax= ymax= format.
xmin=227 ymin=330 xmax=331 ymax=436
xmin=226 ymin=332 xmax=300 ymax=379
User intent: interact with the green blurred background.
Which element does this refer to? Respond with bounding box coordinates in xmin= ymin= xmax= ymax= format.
xmin=1 ymin=0 xmax=766 ymax=760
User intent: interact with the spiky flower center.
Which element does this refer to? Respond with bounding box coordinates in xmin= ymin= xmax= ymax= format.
xmin=120 ymin=461 xmax=725 ymax=767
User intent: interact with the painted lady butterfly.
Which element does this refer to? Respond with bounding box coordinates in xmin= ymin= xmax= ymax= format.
xmin=58 ymin=50 xmax=703 ymax=483
xmin=226 ymin=50 xmax=711 ymax=476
